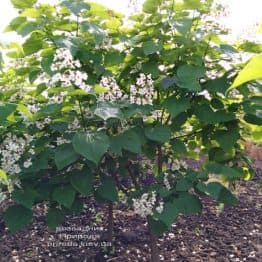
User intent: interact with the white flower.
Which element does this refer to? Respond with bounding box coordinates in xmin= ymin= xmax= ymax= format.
xmin=68 ymin=118 xmax=80 ymax=131
xmin=99 ymin=76 xmax=127 ymax=102
xmin=23 ymin=158 xmax=32 ymax=168
xmin=130 ymin=74 xmax=154 ymax=105
xmin=156 ymin=201 xmax=164 ymax=214
xmin=169 ymin=159 xmax=188 ymax=171
xmin=163 ymin=173 xmax=171 ymax=190
xmin=49 ymin=48 xmax=92 ymax=93
xmin=0 ymin=134 xmax=32 ymax=175
xmin=56 ymin=137 xmax=70 ymax=146
xmin=36 ymin=121 xmax=45 ymax=130
xmin=132 ymin=191 xmax=164 ymax=217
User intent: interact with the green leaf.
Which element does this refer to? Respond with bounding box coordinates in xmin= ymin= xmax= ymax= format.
xmin=46 ymin=208 xmax=64 ymax=230
xmin=12 ymin=189 xmax=38 ymax=209
xmin=161 ymin=76 xmax=177 ymax=89
xmin=21 ymin=8 xmax=41 ymax=18
xmin=213 ymin=129 xmax=239 ymax=152
xmin=204 ymin=162 xmax=242 ymax=179
xmin=183 ymin=0 xmax=202 ymax=9
xmin=174 ymin=193 xmax=202 ymax=215
xmin=55 ymin=144 xmax=79 ymax=170
xmin=96 ymin=176 xmax=118 ymax=202
xmin=175 ymin=178 xmax=193 ymax=191
xmin=105 ymin=18 xmax=122 ymax=30
xmin=22 ymin=32 xmax=43 ymax=56
xmin=80 ymin=21 xmax=106 ymax=44
xmin=163 ymin=96 xmax=190 ymax=118
xmin=16 ymin=21 xmax=38 ymax=37
xmin=94 ymin=103 xmax=123 ymax=121
xmin=171 ymin=139 xmax=187 ymax=154
xmin=72 ymin=132 xmax=110 ymax=165
xmin=143 ymin=41 xmax=162 ymax=56
xmin=194 ymin=104 xmax=235 ymax=124
xmin=70 ymin=169 xmax=93 ymax=196
xmin=0 ymin=103 xmax=17 ymax=122
xmin=154 ymin=202 xmax=179 ymax=228
xmin=148 ymin=217 xmax=168 ymax=236
xmin=111 ymin=129 xmax=143 ymax=154
xmin=52 ymin=185 xmax=76 ymax=208
xmin=204 ymin=76 xmax=229 ymax=94
xmin=206 ymin=182 xmax=237 ymax=205
xmin=208 ymin=147 xmax=235 ymax=163
xmin=11 ymin=0 xmax=36 ymax=9
xmin=244 ymin=114 xmax=262 ymax=125
xmin=104 ymin=51 xmax=125 ymax=66
xmin=176 ymin=64 xmax=205 ymax=91
xmin=0 ymin=170 xmax=8 ymax=185
xmin=61 ymin=0 xmax=90 ymax=16
xmin=4 ymin=205 xmax=32 ymax=234
xmin=173 ymin=18 xmax=192 ymax=35
xmin=5 ymin=16 xmax=27 ymax=32
xmin=141 ymin=61 xmax=160 ymax=78
xmin=230 ymin=53 xmax=262 ymax=89
xmin=145 ymin=124 xmax=171 ymax=143
xmin=143 ymin=0 xmax=161 ymax=13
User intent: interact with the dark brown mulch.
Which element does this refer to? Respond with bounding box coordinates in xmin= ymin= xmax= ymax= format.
xmin=0 ymin=161 xmax=261 ymax=262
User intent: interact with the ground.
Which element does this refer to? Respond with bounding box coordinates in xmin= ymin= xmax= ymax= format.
xmin=0 ymin=161 xmax=261 ymax=262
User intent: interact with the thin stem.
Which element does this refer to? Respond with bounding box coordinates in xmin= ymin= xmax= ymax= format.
xmin=78 ymin=100 xmax=87 ymax=131
xmin=157 ymin=145 xmax=163 ymax=175
xmin=165 ymin=114 xmax=171 ymax=125
xmin=127 ymin=162 xmax=140 ymax=190
xmin=76 ymin=16 xmax=80 ymax=37
xmin=111 ymin=171 xmax=129 ymax=195
xmin=147 ymin=217 xmax=160 ymax=262
xmin=107 ymin=202 xmax=114 ymax=245
xmin=173 ymin=129 xmax=202 ymax=140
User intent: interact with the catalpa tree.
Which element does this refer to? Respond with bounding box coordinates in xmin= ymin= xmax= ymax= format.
xmin=0 ymin=0 xmax=261 ymax=261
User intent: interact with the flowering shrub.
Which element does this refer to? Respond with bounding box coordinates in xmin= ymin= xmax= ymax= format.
xmin=0 ymin=0 xmax=261 ymax=261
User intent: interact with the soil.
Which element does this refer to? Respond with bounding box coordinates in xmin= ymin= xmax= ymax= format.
xmin=0 ymin=161 xmax=261 ymax=262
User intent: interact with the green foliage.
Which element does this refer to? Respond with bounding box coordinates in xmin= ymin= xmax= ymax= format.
xmin=55 ymin=144 xmax=79 ymax=170
xmin=11 ymin=0 xmax=36 ymax=9
xmin=70 ymin=169 xmax=93 ymax=196
xmin=230 ymin=53 xmax=262 ymax=88
xmin=46 ymin=208 xmax=64 ymax=230
xmin=3 ymin=205 xmax=32 ymax=234
xmin=52 ymin=185 xmax=76 ymax=208
xmin=96 ymin=176 xmax=118 ymax=202
xmin=72 ymin=132 xmax=110 ymax=165
xmin=0 ymin=0 xmax=258 ymax=238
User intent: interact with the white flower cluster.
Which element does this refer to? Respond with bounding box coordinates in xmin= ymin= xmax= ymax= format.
xmin=163 ymin=172 xmax=171 ymax=190
xmin=68 ymin=118 xmax=81 ymax=131
xmin=99 ymin=76 xmax=127 ymax=102
xmin=56 ymin=137 xmax=70 ymax=146
xmin=132 ymin=191 xmax=164 ymax=218
xmin=35 ymin=117 xmax=51 ymax=130
xmin=130 ymin=73 xmax=154 ymax=105
xmin=168 ymin=159 xmax=188 ymax=171
xmin=50 ymin=48 xmax=92 ymax=92
xmin=0 ymin=133 xmax=33 ymax=174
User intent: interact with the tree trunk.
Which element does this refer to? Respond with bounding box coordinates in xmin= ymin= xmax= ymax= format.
xmin=107 ymin=202 xmax=114 ymax=245
xmin=148 ymin=219 xmax=160 ymax=262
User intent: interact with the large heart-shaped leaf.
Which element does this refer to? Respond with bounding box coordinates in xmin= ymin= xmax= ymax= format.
xmin=70 ymin=170 xmax=93 ymax=196
xmin=145 ymin=124 xmax=171 ymax=143
xmin=52 ymin=185 xmax=76 ymax=208
xmin=72 ymin=132 xmax=110 ymax=165
xmin=4 ymin=205 xmax=32 ymax=234
xmin=55 ymin=144 xmax=79 ymax=170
